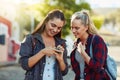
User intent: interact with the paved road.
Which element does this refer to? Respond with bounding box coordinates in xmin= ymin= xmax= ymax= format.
xmin=0 ymin=46 xmax=120 ymax=80
xmin=0 ymin=65 xmax=74 ymax=80
xmin=0 ymin=66 xmax=24 ymax=80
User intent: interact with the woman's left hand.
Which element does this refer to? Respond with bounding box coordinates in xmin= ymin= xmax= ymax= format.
xmin=54 ymin=45 xmax=64 ymax=62
xmin=54 ymin=45 xmax=66 ymax=71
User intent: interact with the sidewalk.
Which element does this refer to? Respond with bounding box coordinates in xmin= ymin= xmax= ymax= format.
xmin=0 ymin=61 xmax=19 ymax=68
xmin=0 ymin=46 xmax=120 ymax=80
xmin=108 ymin=46 xmax=120 ymax=80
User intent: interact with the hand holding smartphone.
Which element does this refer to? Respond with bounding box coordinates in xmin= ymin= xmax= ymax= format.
xmin=55 ymin=45 xmax=63 ymax=54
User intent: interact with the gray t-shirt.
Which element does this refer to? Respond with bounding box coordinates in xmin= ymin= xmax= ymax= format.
xmin=75 ymin=50 xmax=85 ymax=79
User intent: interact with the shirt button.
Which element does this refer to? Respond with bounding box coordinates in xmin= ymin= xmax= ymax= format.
xmin=40 ymin=74 xmax=42 ymax=76
xmin=84 ymin=73 xmax=86 ymax=75
xmin=48 ymin=75 xmax=50 ymax=77
xmin=48 ymin=62 xmax=50 ymax=64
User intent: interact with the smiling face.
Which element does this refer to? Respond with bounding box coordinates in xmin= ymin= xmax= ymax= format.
xmin=44 ymin=18 xmax=64 ymax=37
xmin=71 ymin=19 xmax=88 ymax=38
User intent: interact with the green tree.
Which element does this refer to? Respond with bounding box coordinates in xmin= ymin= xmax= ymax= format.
xmin=30 ymin=0 xmax=91 ymax=37
xmin=91 ymin=16 xmax=104 ymax=30
xmin=16 ymin=0 xmax=91 ymax=40
xmin=15 ymin=4 xmax=32 ymax=40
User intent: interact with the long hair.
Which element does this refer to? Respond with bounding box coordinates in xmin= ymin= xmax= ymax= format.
xmin=71 ymin=9 xmax=99 ymax=35
xmin=32 ymin=9 xmax=66 ymax=38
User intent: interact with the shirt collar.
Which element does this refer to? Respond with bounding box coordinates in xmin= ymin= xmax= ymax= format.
xmin=32 ymin=33 xmax=66 ymax=45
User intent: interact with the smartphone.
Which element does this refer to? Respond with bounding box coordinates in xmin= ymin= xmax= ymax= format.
xmin=55 ymin=46 xmax=62 ymax=54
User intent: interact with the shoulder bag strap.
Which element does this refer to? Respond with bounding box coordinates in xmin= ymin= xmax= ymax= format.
xmin=90 ymin=35 xmax=95 ymax=58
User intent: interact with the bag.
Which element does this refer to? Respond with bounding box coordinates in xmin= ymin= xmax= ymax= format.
xmin=90 ymin=35 xmax=117 ymax=80
xmin=105 ymin=55 xmax=117 ymax=80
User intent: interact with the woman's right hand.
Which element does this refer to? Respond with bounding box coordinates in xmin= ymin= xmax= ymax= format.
xmin=40 ymin=47 xmax=56 ymax=56
xmin=77 ymin=42 xmax=86 ymax=54
xmin=28 ymin=47 xmax=57 ymax=68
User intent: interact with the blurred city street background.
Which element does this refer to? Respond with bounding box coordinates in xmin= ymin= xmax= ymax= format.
xmin=1 ymin=0 xmax=120 ymax=80
xmin=0 ymin=46 xmax=120 ymax=80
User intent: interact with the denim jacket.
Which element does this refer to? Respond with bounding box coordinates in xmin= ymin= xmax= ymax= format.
xmin=19 ymin=33 xmax=68 ymax=80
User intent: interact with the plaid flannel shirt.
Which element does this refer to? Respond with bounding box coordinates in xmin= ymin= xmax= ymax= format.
xmin=70 ymin=34 xmax=110 ymax=80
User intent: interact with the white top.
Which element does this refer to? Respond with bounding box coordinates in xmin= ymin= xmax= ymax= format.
xmin=75 ymin=50 xmax=85 ymax=79
xmin=43 ymin=55 xmax=55 ymax=80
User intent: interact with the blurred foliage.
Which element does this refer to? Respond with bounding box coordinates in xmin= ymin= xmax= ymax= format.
xmin=91 ymin=16 xmax=104 ymax=30
xmin=15 ymin=4 xmax=32 ymax=39
xmin=17 ymin=0 xmax=91 ymax=38
xmin=106 ymin=9 xmax=120 ymax=23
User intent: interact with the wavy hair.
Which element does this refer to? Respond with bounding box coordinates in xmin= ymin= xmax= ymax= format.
xmin=32 ymin=9 xmax=66 ymax=38
xmin=71 ymin=9 xmax=99 ymax=35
